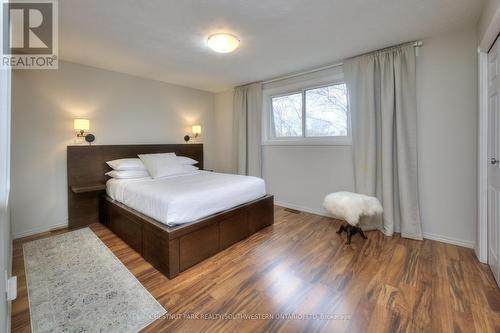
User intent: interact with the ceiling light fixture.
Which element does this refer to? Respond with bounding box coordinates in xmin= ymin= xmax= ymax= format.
xmin=207 ymin=33 xmax=240 ymax=53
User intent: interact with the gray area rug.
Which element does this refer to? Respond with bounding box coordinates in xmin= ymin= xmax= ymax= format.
xmin=23 ymin=228 xmax=166 ymax=333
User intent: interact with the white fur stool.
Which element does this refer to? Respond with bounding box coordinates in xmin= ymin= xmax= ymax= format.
xmin=323 ymin=192 xmax=383 ymax=244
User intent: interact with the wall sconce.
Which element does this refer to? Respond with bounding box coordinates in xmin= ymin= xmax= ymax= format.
xmin=74 ymin=118 xmax=95 ymax=144
xmin=184 ymin=125 xmax=202 ymax=143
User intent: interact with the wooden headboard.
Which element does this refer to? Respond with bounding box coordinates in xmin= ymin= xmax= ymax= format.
xmin=67 ymin=144 xmax=203 ymax=229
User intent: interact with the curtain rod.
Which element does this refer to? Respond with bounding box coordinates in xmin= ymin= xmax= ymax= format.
xmin=261 ymin=40 xmax=423 ymax=85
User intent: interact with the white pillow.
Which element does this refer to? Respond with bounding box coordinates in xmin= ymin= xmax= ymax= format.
xmin=183 ymin=164 xmax=199 ymax=172
xmin=138 ymin=153 xmax=188 ymax=179
xmin=177 ymin=156 xmax=198 ymax=165
xmin=106 ymin=158 xmax=146 ymax=171
xmin=106 ymin=170 xmax=150 ymax=179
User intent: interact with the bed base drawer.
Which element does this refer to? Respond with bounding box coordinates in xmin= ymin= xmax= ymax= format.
xmin=219 ymin=210 xmax=248 ymax=249
xmin=101 ymin=195 xmax=274 ymax=279
xmin=101 ymin=201 xmax=143 ymax=253
xmin=179 ymin=223 xmax=220 ymax=271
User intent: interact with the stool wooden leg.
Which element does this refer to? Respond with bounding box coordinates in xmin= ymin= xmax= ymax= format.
xmin=346 ymin=227 xmax=353 ymax=244
xmin=336 ymin=222 xmax=366 ymax=244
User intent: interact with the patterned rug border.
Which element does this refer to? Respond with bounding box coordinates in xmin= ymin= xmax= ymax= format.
xmin=23 ymin=228 xmax=167 ymax=333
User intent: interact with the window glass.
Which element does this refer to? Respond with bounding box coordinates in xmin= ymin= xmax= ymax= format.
xmin=305 ymin=83 xmax=348 ymax=137
xmin=271 ymin=93 xmax=303 ymax=137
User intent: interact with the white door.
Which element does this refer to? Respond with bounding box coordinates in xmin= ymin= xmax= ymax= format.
xmin=488 ymin=38 xmax=500 ymax=285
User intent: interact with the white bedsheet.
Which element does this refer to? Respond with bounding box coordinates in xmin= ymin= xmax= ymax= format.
xmin=106 ymin=171 xmax=266 ymax=226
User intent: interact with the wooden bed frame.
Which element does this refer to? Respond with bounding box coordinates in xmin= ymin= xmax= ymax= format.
xmin=67 ymin=144 xmax=274 ymax=279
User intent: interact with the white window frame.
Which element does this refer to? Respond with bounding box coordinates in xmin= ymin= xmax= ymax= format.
xmin=262 ymin=71 xmax=351 ymax=146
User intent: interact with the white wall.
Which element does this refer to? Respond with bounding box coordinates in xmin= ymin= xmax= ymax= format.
xmin=11 ymin=61 xmax=215 ymax=238
xmin=263 ymin=146 xmax=354 ymax=214
xmin=417 ymin=27 xmax=478 ymax=247
xmin=214 ymin=26 xmax=479 ymax=247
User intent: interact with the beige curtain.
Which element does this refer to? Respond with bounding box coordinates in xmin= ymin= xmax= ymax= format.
xmin=233 ymin=82 xmax=262 ymax=177
xmin=344 ymin=44 xmax=423 ymax=240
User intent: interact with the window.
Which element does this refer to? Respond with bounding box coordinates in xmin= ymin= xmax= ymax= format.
xmin=268 ymin=82 xmax=349 ymax=144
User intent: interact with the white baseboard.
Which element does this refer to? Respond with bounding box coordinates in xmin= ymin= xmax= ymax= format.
xmin=274 ymin=200 xmax=332 ymax=218
xmin=422 ymin=232 xmax=474 ymax=249
xmin=275 ymin=200 xmax=475 ymax=249
xmin=13 ymin=221 xmax=68 ymax=239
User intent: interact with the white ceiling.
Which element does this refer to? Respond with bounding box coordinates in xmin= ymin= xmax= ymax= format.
xmin=60 ymin=0 xmax=485 ymax=93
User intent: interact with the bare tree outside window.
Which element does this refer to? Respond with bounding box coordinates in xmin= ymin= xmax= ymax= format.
xmin=271 ymin=93 xmax=302 ymax=137
xmin=305 ymin=83 xmax=348 ymax=137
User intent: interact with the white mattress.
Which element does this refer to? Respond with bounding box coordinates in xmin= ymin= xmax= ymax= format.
xmin=106 ymin=171 xmax=266 ymax=226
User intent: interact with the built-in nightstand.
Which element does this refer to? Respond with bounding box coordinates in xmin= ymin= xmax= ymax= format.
xmin=71 ymin=183 xmax=106 ymax=194
xmin=68 ymin=182 xmax=106 ymax=229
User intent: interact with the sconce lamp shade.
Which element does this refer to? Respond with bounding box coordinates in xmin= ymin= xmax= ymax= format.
xmin=74 ymin=119 xmax=90 ymax=131
xmin=192 ymin=125 xmax=202 ymax=135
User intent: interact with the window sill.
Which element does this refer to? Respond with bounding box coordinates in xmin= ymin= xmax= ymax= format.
xmin=262 ymin=138 xmax=352 ymax=146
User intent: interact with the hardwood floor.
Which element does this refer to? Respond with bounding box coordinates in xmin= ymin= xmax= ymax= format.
xmin=11 ymin=206 xmax=500 ymax=332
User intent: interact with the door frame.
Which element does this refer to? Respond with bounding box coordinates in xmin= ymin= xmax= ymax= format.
xmin=478 ymin=0 xmax=500 ymax=265
xmin=478 ymin=50 xmax=488 ymax=264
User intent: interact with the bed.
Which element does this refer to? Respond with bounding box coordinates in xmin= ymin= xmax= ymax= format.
xmin=67 ymin=144 xmax=274 ymax=279
xmin=106 ymin=171 xmax=267 ymax=226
